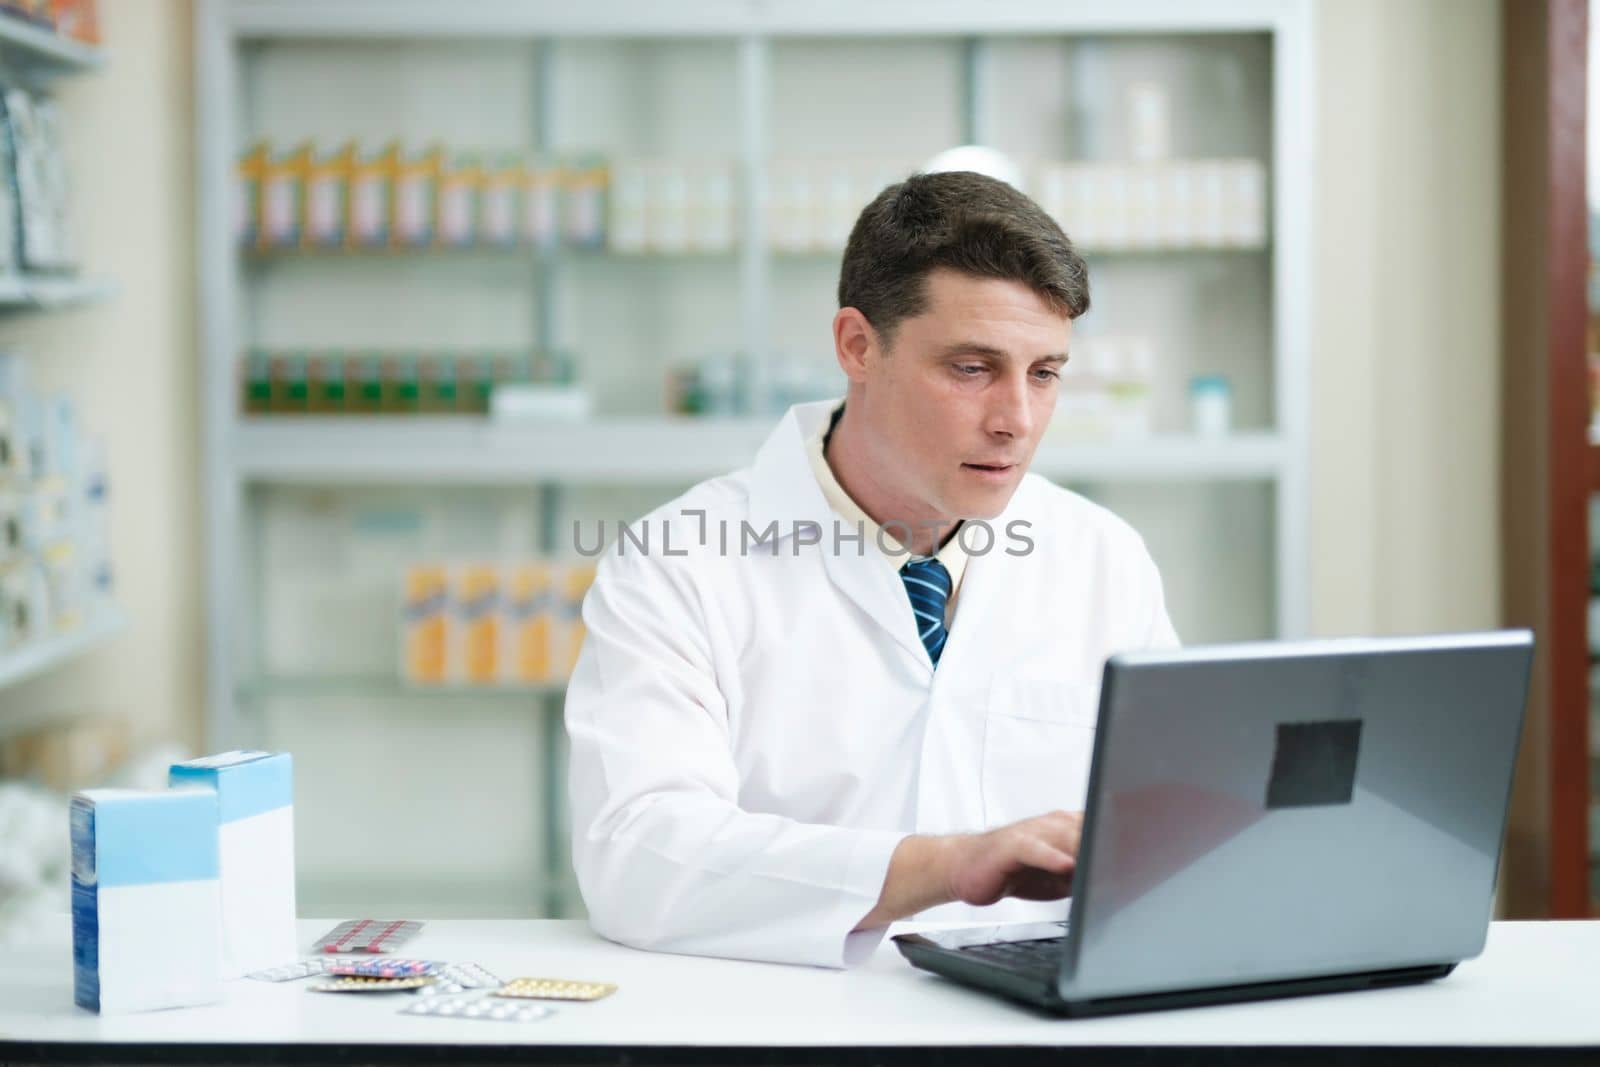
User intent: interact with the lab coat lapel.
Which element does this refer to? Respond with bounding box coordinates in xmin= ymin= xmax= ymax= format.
xmin=928 ymin=474 xmax=1036 ymax=680
xmin=746 ymin=402 xmax=932 ymax=670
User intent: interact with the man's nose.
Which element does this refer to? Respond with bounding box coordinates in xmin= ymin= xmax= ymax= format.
xmin=985 ymin=374 xmax=1034 ymax=439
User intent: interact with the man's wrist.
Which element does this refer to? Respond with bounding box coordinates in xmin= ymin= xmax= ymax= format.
xmin=901 ymin=831 xmax=970 ymax=916
xmin=927 ymin=832 xmax=966 ymax=910
xmin=856 ymin=832 xmax=969 ymax=932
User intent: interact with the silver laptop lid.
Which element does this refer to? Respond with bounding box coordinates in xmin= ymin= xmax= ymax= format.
xmin=1059 ymin=630 xmax=1533 ymax=1002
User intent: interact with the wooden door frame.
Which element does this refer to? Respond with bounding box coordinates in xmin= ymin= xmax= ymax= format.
xmin=1501 ymin=0 xmax=1590 ymax=919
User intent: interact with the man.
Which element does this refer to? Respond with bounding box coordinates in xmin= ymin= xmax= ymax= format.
xmin=566 ymin=171 xmax=1178 ymax=968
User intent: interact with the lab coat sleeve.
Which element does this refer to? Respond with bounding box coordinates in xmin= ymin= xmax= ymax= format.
xmin=565 ymin=553 xmax=908 ymax=969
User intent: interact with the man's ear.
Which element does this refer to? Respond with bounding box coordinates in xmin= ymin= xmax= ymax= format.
xmin=833 ymin=307 xmax=879 ymax=383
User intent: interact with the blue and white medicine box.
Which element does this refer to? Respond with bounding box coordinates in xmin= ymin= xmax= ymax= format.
xmin=169 ymin=750 xmax=297 ymax=978
xmin=70 ymin=789 xmax=222 ymax=1014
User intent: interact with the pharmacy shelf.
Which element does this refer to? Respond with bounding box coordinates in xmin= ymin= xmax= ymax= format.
xmin=0 ymin=14 xmax=104 ymax=75
xmin=242 ymin=242 xmax=1268 ymax=264
xmin=240 ymin=244 xmax=541 ymax=263
xmin=0 ymin=274 xmax=117 ymax=310
xmin=228 ymin=0 xmax=1310 ymax=38
xmin=234 ymin=416 xmax=772 ymax=484
xmin=242 ymin=674 xmax=567 ymax=704
xmin=232 ymin=417 xmax=1287 ymax=486
xmin=0 ymin=610 xmax=126 ymax=692
xmin=1035 ymin=432 xmax=1285 ymax=482
xmin=778 ymin=242 xmax=1269 ymax=261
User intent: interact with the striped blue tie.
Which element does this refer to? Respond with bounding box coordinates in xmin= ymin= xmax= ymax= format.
xmin=900 ymin=557 xmax=952 ymax=667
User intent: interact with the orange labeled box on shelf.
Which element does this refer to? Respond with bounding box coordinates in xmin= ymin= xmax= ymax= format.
xmin=503 ymin=561 xmax=554 ymax=685
xmin=450 ymin=564 xmax=501 ymax=684
xmin=400 ymin=564 xmax=448 ymax=685
xmin=550 ymin=563 xmax=596 ymax=679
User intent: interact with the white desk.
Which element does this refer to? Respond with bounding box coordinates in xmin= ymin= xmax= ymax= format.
xmin=2 ymin=919 xmax=1597 ymax=1065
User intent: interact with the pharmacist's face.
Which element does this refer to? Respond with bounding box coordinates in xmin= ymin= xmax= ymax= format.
xmin=865 ymin=268 xmax=1068 ymax=520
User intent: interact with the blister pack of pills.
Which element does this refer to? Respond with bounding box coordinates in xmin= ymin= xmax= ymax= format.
xmin=413 ymin=962 xmax=503 ymax=996
xmin=310 ymin=975 xmax=435 ymax=993
xmin=495 ymin=977 xmax=617 ymax=1001
xmin=403 ymin=997 xmax=553 ymax=1023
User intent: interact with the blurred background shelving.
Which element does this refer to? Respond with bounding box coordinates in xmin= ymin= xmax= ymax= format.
xmin=0 ymin=0 xmax=1549 ymax=936
xmin=0 ymin=7 xmax=102 ymax=75
xmin=0 ymin=0 xmax=129 ymax=945
xmin=0 ymin=0 xmax=121 ymax=722
xmin=198 ymin=0 xmax=1311 ymax=919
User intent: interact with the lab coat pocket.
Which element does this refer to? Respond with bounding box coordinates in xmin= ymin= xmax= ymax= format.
xmin=981 ymin=678 xmax=1100 ymax=829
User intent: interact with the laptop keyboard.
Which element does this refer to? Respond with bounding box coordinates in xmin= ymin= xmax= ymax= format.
xmin=957 ymin=936 xmax=1065 ymax=983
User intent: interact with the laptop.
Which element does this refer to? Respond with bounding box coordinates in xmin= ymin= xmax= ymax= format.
xmin=894 ymin=630 xmax=1534 ymax=1016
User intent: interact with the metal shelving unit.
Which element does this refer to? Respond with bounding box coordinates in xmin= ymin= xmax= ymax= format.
xmin=200 ymin=0 xmax=1314 ymax=732
xmin=0 ymin=273 xmax=116 ymax=310
xmin=233 ymin=419 xmax=1289 ymax=486
xmin=0 ymin=14 xmax=120 ymax=714
xmin=0 ymin=13 xmax=104 ymax=76
xmin=0 ymin=610 xmax=125 ymax=692
xmin=197 ymin=0 xmax=1314 ymax=919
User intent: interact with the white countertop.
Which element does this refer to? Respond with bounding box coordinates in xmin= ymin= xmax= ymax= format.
xmin=2 ymin=918 xmax=1597 ymax=1055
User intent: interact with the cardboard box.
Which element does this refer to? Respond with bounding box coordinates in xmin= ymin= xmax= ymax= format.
xmin=71 ymin=789 xmax=222 ymax=1014
xmin=168 ymin=751 xmax=296 ymax=979
xmin=503 ymin=560 xmax=552 ymax=684
xmin=401 ymin=564 xmax=448 ymax=684
xmin=450 ymin=564 xmax=501 ymax=684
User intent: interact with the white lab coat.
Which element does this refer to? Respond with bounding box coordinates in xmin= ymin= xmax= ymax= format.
xmin=566 ymin=400 xmax=1179 ymax=968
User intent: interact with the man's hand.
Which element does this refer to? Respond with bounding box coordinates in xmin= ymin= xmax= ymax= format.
xmin=944 ymin=810 xmax=1081 ymax=906
xmin=852 ymin=811 xmax=1083 ymax=931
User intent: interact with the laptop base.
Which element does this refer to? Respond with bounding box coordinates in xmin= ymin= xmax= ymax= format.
xmin=893 ymin=934 xmax=1456 ymax=1017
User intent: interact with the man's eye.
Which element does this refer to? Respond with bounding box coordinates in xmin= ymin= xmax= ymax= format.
xmin=955 ymin=364 xmax=986 ymax=376
xmin=1033 ymin=368 xmax=1061 ymax=382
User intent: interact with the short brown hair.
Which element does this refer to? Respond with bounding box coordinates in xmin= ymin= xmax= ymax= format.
xmin=837 ymin=170 xmax=1090 ymax=347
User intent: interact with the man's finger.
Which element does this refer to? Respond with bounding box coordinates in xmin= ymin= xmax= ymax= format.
xmin=1020 ymin=836 xmax=1076 ymax=873
xmin=1035 ymin=813 xmax=1083 ymax=854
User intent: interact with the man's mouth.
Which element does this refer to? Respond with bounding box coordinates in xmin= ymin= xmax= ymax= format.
xmin=962 ymin=462 xmax=1016 ymax=474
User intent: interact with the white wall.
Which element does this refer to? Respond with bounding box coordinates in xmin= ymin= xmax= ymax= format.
xmin=1309 ymin=0 xmax=1501 ymax=637
xmin=0 ymin=1 xmax=201 ymax=751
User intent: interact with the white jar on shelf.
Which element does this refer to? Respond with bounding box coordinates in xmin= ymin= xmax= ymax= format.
xmin=1095 ymin=165 xmax=1132 ymax=251
xmin=1167 ymin=163 xmax=1197 ymax=248
xmin=1196 ymin=161 xmax=1228 ymax=248
xmin=1062 ymin=165 xmax=1096 ymax=249
xmin=768 ymin=162 xmax=813 ymax=253
xmin=688 ymin=164 xmax=735 ymax=253
xmin=1189 ymin=375 xmax=1233 ymax=437
xmin=607 ymin=161 xmax=648 ymax=254
xmin=647 ymin=162 xmax=690 ymax=254
xmin=1127 ymin=81 xmax=1172 ymax=164
xmin=1033 ymin=163 xmax=1068 ymax=230
xmin=1107 ymin=336 xmax=1154 ymax=440
xmin=818 ymin=163 xmax=857 ymax=251
xmin=1127 ymin=165 xmax=1162 ymax=250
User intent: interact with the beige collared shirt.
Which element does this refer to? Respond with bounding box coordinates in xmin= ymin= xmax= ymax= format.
xmin=804 ymin=402 xmax=968 ymax=624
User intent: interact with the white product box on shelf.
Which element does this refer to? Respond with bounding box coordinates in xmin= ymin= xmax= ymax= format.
xmin=489 ymin=383 xmax=593 ymax=422
xmin=1048 ymin=335 xmax=1155 ymax=442
xmin=1030 ymin=159 xmax=1268 ymax=252
xmin=689 ymin=165 xmax=736 ymax=252
xmin=608 ymin=162 xmax=648 ymax=253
